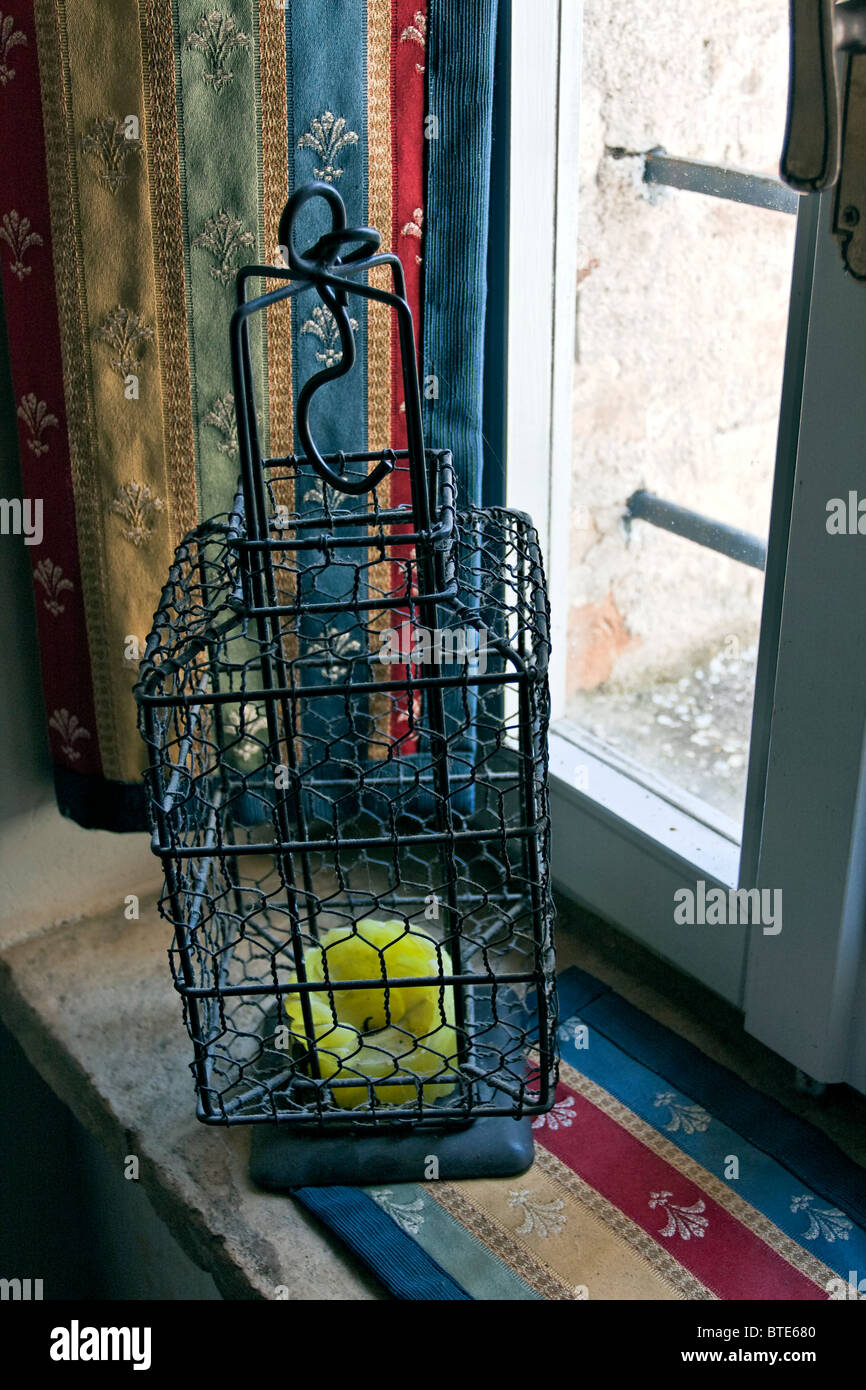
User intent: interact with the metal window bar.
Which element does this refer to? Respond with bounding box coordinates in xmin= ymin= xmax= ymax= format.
xmin=642 ymin=148 xmax=800 ymax=215
xmin=618 ymin=146 xmax=792 ymax=569
xmin=624 ymin=491 xmax=767 ymax=571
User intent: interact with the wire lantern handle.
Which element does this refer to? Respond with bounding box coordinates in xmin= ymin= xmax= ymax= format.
xmin=272 ymin=182 xmax=424 ymax=501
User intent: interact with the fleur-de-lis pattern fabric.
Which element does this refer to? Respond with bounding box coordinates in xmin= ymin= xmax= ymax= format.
xmin=48 ymin=707 xmax=92 ymax=760
xmin=790 ymin=1195 xmax=854 ymax=1244
xmin=94 ymin=306 xmax=154 ymax=382
xmin=531 ymin=1093 xmax=576 ymax=1131
xmin=0 ymin=0 xmax=478 ymax=830
xmin=508 ymin=1189 xmax=567 ymax=1239
xmin=0 ymin=208 xmax=42 ymax=279
xmin=33 ymin=557 xmax=73 ymax=616
xmin=192 ymin=208 xmax=256 ymax=286
xmin=370 ymin=1188 xmax=427 ymax=1235
xmin=109 ymin=480 xmax=166 ymax=548
xmin=79 ymin=115 xmax=142 ymax=193
xmin=297 ymin=110 xmax=359 ymax=183
xmin=400 ymin=12 xmax=426 ymax=74
xmin=289 ymin=967 xmax=866 ymax=1300
xmin=299 ymin=304 xmax=360 ymax=367
xmin=0 ymin=11 xmax=27 ymax=85
xmin=185 ymin=9 xmax=249 ymax=91
xmin=17 ymin=392 xmax=58 ymax=455
xmin=649 ymin=1190 xmax=710 ymax=1241
xmin=653 ymin=1091 xmax=712 ymax=1135
xmin=203 ymin=392 xmax=238 ymax=458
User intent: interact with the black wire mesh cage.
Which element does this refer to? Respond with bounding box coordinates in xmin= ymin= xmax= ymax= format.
xmin=136 ymin=183 xmax=558 ymax=1148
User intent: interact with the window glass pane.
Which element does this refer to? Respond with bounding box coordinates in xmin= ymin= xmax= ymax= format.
xmin=566 ymin=0 xmax=797 ymax=828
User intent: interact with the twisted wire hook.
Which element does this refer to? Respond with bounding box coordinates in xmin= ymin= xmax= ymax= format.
xmin=279 ymin=183 xmax=395 ymax=496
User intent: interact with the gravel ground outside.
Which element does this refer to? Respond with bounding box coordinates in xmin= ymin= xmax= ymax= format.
xmin=566 ymin=638 xmax=759 ymax=824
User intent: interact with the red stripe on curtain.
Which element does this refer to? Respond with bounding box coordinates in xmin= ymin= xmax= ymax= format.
xmin=388 ymin=0 xmax=428 ymax=750
xmin=538 ymin=1082 xmax=827 ymax=1301
xmin=0 ymin=6 xmax=101 ymax=777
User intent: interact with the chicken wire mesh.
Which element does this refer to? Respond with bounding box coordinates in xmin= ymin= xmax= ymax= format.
xmin=135 ymin=182 xmax=558 ymax=1133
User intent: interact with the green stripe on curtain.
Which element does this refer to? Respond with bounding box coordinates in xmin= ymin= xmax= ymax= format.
xmin=175 ymin=0 xmax=267 ymax=518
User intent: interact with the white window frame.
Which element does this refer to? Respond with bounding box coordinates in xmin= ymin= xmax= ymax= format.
xmin=507 ymin=0 xmax=866 ymax=1090
xmin=506 ymin=0 xmax=747 ymax=998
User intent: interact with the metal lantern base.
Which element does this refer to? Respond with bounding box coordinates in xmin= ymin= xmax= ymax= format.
xmin=249 ymin=1007 xmax=538 ymax=1188
xmin=249 ymin=1115 xmax=535 ymax=1189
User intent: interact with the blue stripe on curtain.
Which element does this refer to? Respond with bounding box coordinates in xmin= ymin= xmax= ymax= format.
xmin=285 ymin=1 xmax=371 ymax=802
xmin=422 ymin=1 xmax=500 ymax=819
xmin=554 ymin=965 xmax=866 ymax=1232
xmin=286 ymin=0 xmax=369 ymax=451
xmin=423 ymin=0 xmax=499 ymax=510
xmin=482 ymin=0 xmax=510 ymax=510
xmin=293 ymin=1186 xmax=473 ymax=1299
xmin=583 ymin=989 xmax=866 ymax=1232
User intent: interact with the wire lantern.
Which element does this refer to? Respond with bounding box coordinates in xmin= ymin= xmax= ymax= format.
xmin=136 ymin=182 xmax=558 ymax=1183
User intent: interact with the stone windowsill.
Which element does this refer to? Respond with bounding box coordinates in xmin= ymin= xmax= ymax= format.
xmin=0 ymin=883 xmax=385 ymax=1300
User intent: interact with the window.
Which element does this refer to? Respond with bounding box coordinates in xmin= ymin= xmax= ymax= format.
xmin=506 ymin=0 xmax=866 ymax=1090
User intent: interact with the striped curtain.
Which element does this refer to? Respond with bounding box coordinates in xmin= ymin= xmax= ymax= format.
xmin=0 ymin=0 xmax=498 ymax=831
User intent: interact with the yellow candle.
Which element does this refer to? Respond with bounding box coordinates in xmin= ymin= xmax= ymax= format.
xmin=284 ymin=919 xmax=458 ymax=1108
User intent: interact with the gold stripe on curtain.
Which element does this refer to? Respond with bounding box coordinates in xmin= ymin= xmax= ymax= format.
xmin=35 ymin=0 xmax=187 ymax=783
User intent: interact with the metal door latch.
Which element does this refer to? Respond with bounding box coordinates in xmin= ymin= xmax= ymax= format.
xmin=781 ymin=0 xmax=866 ymax=277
